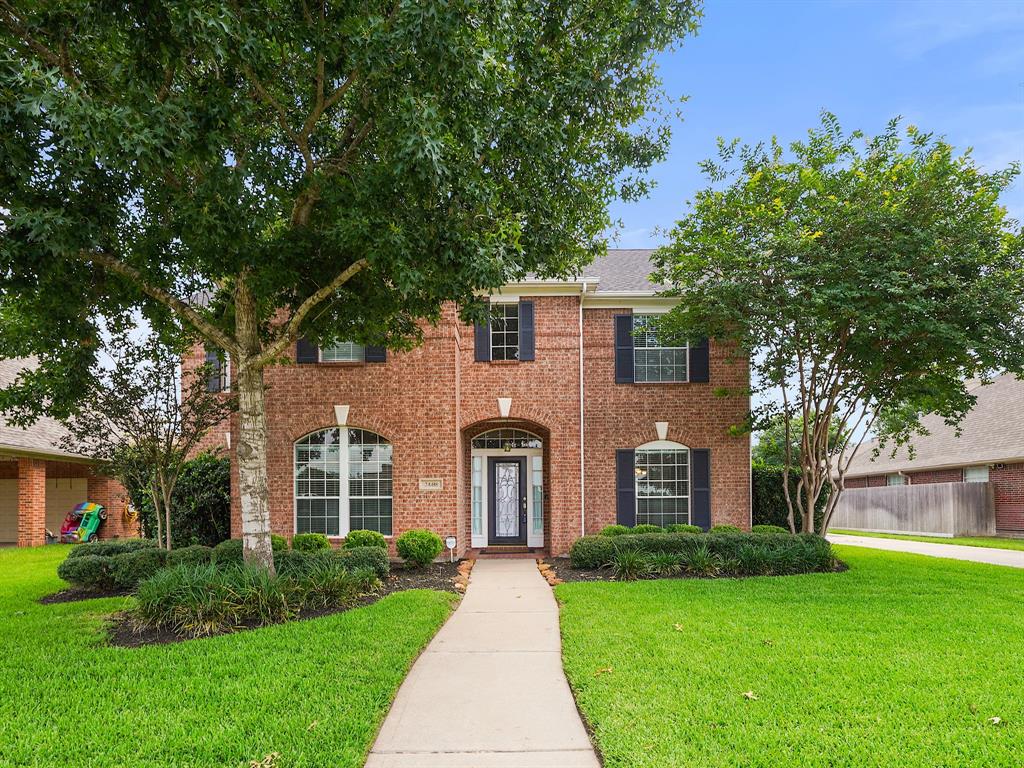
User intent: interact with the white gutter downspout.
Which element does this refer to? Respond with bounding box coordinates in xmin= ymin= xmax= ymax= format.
xmin=579 ymin=281 xmax=587 ymax=538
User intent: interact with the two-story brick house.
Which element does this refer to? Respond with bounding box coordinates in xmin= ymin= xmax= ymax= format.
xmin=196 ymin=249 xmax=751 ymax=556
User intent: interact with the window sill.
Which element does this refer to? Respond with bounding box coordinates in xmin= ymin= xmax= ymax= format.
xmin=488 ymin=359 xmax=522 ymax=365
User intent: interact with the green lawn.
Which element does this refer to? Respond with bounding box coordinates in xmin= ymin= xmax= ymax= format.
xmin=831 ymin=529 xmax=1024 ymax=552
xmin=556 ymin=547 xmax=1024 ymax=767
xmin=0 ymin=546 xmax=456 ymax=767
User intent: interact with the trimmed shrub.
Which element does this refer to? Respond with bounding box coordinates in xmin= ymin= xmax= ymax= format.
xmin=57 ymin=553 xmax=114 ymax=589
xmin=631 ymin=524 xmax=665 ymax=535
xmin=110 ymin=548 xmax=169 ymax=590
xmin=710 ymin=524 xmax=742 ymax=534
xmin=752 ymin=524 xmax=790 ymax=535
xmin=568 ymin=536 xmax=615 ymax=569
xmin=339 ymin=546 xmax=390 ymax=580
xmin=292 ymin=533 xmax=331 ymax=552
xmin=66 ymin=539 xmax=157 ymax=559
xmin=344 ymin=530 xmax=388 ymax=550
xmin=270 ymin=534 xmax=288 ymax=552
xmin=274 ymin=549 xmax=324 ymax=578
xmin=599 ymin=525 xmax=631 ymax=537
xmin=396 ymin=529 xmax=443 ymax=567
xmin=211 ymin=538 xmax=244 ymax=565
xmin=610 ymin=549 xmax=650 ymax=580
xmin=666 ymin=524 xmax=703 ymax=534
xmin=166 ymin=545 xmax=213 ymax=568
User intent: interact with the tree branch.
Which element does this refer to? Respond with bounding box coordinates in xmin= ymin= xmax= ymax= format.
xmin=256 ymin=258 xmax=370 ymax=366
xmin=78 ymin=250 xmax=237 ymax=353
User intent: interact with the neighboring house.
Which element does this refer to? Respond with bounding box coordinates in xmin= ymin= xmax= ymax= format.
xmin=0 ymin=360 xmax=134 ymax=546
xmin=188 ymin=249 xmax=751 ymax=556
xmin=845 ymin=373 xmax=1024 ymax=535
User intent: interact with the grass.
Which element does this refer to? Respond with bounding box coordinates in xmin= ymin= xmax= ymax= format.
xmin=0 ymin=546 xmax=456 ymax=767
xmin=556 ymin=547 xmax=1024 ymax=767
xmin=831 ymin=529 xmax=1024 ymax=552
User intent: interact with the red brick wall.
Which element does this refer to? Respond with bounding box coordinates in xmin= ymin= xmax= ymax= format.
xmin=907 ymin=468 xmax=963 ymax=484
xmin=217 ymin=296 xmax=751 ymax=556
xmin=17 ymin=458 xmax=46 ymax=546
xmin=181 ymin=344 xmax=233 ymax=458
xmin=88 ymin=474 xmax=138 ymax=540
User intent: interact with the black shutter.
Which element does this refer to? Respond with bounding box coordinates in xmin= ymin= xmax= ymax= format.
xmin=296 ymin=337 xmax=319 ymax=363
xmin=474 ymin=304 xmax=491 ymax=362
xmin=204 ymin=348 xmax=222 ymax=392
xmin=689 ymin=338 xmax=710 ymax=383
xmin=364 ymin=346 xmax=387 ymax=363
xmin=615 ymin=449 xmax=636 ymax=527
xmin=614 ymin=314 xmax=634 ymax=383
xmin=518 ymin=301 xmax=535 ymax=361
xmin=691 ymin=449 xmax=711 ymax=530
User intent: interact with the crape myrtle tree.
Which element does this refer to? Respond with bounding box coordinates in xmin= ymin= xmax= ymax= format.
xmin=59 ymin=333 xmax=236 ymax=550
xmin=0 ymin=1 xmax=702 ymax=569
xmin=654 ymin=114 xmax=1024 ymax=533
xmin=752 ymin=413 xmax=846 ymax=468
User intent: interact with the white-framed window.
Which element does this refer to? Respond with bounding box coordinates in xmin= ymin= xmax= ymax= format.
xmin=964 ymin=465 xmax=989 ymax=483
xmin=886 ymin=473 xmax=906 ymax=486
xmin=320 ymin=341 xmax=364 ymax=362
xmin=490 ymin=302 xmax=520 ymax=361
xmin=295 ymin=428 xmax=393 ymax=536
xmin=634 ymin=447 xmax=690 ymax=527
xmin=633 ymin=314 xmax=687 ymax=383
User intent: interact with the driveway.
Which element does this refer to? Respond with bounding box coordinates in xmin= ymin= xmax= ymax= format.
xmin=828 ymin=533 xmax=1024 ymax=569
xmin=365 ymin=558 xmax=599 ymax=767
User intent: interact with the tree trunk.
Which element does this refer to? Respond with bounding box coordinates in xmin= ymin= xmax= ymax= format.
xmin=235 ymin=360 xmax=275 ymax=571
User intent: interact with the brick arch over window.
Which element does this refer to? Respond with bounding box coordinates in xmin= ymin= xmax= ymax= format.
xmin=459 ymin=402 xmax=559 ymax=435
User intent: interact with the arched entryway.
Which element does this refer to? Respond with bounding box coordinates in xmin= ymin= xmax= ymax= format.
xmin=467 ymin=426 xmax=546 ymax=549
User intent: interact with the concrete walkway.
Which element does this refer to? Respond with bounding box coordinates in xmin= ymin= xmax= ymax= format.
xmin=365 ymin=559 xmax=600 ymax=768
xmin=829 ymin=533 xmax=1024 ymax=569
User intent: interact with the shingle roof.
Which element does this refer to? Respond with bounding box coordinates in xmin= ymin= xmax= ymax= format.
xmin=582 ymin=249 xmax=661 ymax=293
xmin=0 ymin=359 xmax=84 ymax=460
xmin=846 ymin=373 xmax=1024 ymax=475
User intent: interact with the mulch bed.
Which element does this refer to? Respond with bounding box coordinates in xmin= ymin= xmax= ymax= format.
xmin=104 ymin=560 xmax=469 ymax=648
xmin=39 ymin=586 xmax=132 ymax=604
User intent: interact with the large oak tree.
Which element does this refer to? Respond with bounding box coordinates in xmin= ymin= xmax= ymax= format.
xmin=0 ymin=1 xmax=701 ymax=568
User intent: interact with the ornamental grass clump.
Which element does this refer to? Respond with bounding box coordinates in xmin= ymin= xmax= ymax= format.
xmin=610 ymin=548 xmax=651 ymax=581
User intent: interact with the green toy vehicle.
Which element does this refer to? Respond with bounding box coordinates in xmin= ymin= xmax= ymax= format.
xmin=60 ymin=502 xmax=107 ymax=544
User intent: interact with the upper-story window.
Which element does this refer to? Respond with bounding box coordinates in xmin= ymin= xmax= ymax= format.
xmin=633 ymin=315 xmax=688 ymax=383
xmin=204 ymin=347 xmax=229 ymax=392
xmin=320 ymin=341 xmax=364 ymax=362
xmin=490 ymin=303 xmax=520 ymax=361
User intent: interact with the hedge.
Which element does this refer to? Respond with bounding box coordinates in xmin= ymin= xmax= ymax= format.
xmin=275 ymin=546 xmax=390 ymax=581
xmin=292 ymin=533 xmax=331 ymax=552
xmin=344 ymin=530 xmax=388 ymax=550
xmin=57 ymin=553 xmax=115 ymax=590
xmin=569 ymin=531 xmax=836 ymax=576
xmin=66 ymin=539 xmax=157 ymax=559
xmin=110 ymin=548 xmax=169 ymax=590
xmin=751 ymin=463 xmax=829 ymax=532
xmin=166 ymin=545 xmax=213 ymax=568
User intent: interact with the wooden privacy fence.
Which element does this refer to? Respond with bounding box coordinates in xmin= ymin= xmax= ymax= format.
xmin=831 ymin=482 xmax=996 ymax=537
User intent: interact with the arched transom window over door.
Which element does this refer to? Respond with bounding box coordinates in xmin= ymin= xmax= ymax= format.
xmin=294 ymin=428 xmax=393 ymax=536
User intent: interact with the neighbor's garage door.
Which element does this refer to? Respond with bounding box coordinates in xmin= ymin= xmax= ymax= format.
xmin=0 ymin=479 xmax=16 ymax=544
xmin=47 ymin=478 xmax=88 ymax=535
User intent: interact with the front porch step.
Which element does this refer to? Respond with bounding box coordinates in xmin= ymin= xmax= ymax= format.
xmin=471 ymin=546 xmax=546 ymax=558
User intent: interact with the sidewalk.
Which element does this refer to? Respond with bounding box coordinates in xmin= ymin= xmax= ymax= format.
xmin=828 ymin=533 xmax=1024 ymax=569
xmin=365 ymin=559 xmax=600 ymax=768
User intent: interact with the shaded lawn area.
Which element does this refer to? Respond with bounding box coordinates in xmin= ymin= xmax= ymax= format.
xmin=831 ymin=529 xmax=1024 ymax=552
xmin=0 ymin=546 xmax=456 ymax=767
xmin=556 ymin=547 xmax=1024 ymax=768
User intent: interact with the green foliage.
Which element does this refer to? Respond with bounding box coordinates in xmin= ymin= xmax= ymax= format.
xmin=680 ymin=543 xmax=722 ymax=577
xmin=647 ymin=552 xmax=683 ymax=577
xmin=631 ymin=524 xmax=665 ymax=535
xmin=292 ymin=533 xmax=331 ymax=552
xmin=109 ymin=548 xmax=169 ymax=590
xmin=666 ymin=524 xmax=704 ymax=534
xmin=751 ymin=524 xmax=790 ymax=536
xmin=56 ymin=554 xmax=114 ymax=590
xmin=293 ymin=559 xmax=380 ymax=611
xmin=752 ymin=414 xmax=847 ymax=467
xmin=166 ymin=545 xmax=213 ymax=568
xmin=655 ymin=114 xmax=1024 ymax=532
xmin=709 ymin=525 xmax=742 ymax=534
xmin=344 ymin=530 xmax=389 ymax=550
xmin=599 ymin=525 xmax=632 ymax=537
xmin=130 ymin=453 xmax=232 ymax=547
xmin=211 ymin=539 xmax=244 ymax=566
xmin=396 ymin=530 xmax=443 ymax=568
xmin=751 ymin=464 xmax=828 ymax=531
xmin=270 ymin=534 xmax=288 ymax=552
xmin=66 ymin=539 xmax=157 ymax=559
xmin=610 ymin=549 xmax=651 ymax=581
xmin=339 ymin=547 xmax=391 ymax=581
xmin=569 ymin=536 xmax=616 ymax=569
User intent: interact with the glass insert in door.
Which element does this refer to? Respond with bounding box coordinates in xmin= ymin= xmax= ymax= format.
xmin=495 ymin=462 xmax=520 ymax=537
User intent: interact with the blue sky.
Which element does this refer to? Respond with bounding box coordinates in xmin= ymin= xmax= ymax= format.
xmin=609 ymin=0 xmax=1024 ymax=248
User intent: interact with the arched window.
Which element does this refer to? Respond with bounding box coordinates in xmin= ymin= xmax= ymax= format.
xmin=471 ymin=428 xmax=543 ymax=450
xmin=295 ymin=428 xmax=393 ymax=536
xmin=634 ymin=443 xmax=690 ymax=527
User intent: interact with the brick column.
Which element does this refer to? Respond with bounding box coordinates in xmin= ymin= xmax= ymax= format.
xmin=88 ymin=475 xmax=136 ymax=540
xmin=17 ymin=458 xmax=46 ymax=547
